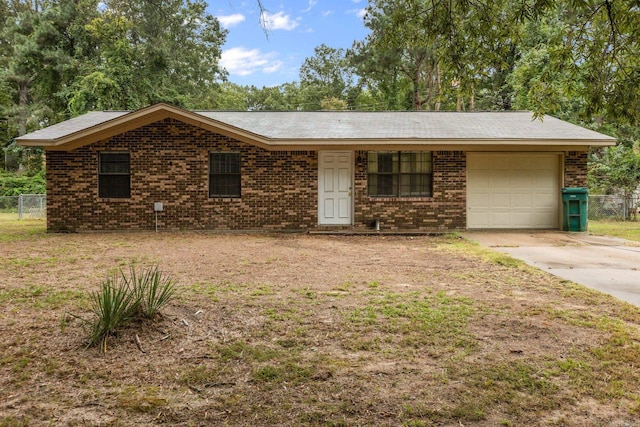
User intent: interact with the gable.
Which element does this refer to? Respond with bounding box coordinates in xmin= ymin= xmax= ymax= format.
xmin=17 ymin=103 xmax=271 ymax=151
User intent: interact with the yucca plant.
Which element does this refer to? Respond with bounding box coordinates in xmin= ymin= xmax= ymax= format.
xmin=127 ymin=264 xmax=176 ymax=319
xmin=85 ymin=265 xmax=176 ymax=352
xmin=89 ymin=272 xmax=139 ymax=352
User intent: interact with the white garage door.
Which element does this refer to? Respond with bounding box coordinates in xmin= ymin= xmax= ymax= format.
xmin=467 ymin=153 xmax=560 ymax=229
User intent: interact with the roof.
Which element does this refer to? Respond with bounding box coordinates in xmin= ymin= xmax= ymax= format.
xmin=16 ymin=103 xmax=616 ymax=151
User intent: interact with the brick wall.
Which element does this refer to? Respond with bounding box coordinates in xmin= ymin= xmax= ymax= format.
xmin=46 ymin=119 xmax=317 ymax=232
xmin=44 ymin=118 xmax=589 ymax=232
xmin=352 ymin=151 xmax=466 ymax=230
xmin=564 ymin=151 xmax=588 ymax=187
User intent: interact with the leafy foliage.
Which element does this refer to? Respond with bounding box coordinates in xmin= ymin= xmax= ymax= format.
xmin=299 ymin=44 xmax=360 ymax=110
xmin=0 ymin=0 xmax=227 ymax=139
xmin=589 ymin=145 xmax=640 ymax=198
xmin=69 ymin=0 xmax=227 ymax=113
xmin=0 ymin=169 xmax=45 ymax=196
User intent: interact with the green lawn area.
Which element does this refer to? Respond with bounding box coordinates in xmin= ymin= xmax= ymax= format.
xmin=589 ymin=219 xmax=640 ymax=242
xmin=0 ymin=212 xmax=46 ymax=241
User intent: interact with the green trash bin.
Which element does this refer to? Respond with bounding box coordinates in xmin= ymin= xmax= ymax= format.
xmin=561 ymin=187 xmax=589 ymax=232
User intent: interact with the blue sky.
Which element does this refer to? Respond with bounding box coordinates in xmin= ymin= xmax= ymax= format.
xmin=210 ymin=1 xmax=370 ymax=87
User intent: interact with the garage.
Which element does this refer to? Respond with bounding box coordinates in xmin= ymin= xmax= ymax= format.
xmin=467 ymin=153 xmax=561 ymax=229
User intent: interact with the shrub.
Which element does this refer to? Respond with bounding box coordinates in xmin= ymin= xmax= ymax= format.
xmin=85 ymin=265 xmax=176 ymax=352
xmin=0 ymin=169 xmax=46 ymax=197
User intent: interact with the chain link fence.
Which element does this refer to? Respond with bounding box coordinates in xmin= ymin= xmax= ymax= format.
xmin=588 ymin=195 xmax=639 ymax=220
xmin=0 ymin=193 xmax=636 ymax=222
xmin=0 ymin=194 xmax=46 ymax=219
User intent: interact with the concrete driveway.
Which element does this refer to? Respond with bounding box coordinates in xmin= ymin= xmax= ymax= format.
xmin=463 ymin=231 xmax=640 ymax=306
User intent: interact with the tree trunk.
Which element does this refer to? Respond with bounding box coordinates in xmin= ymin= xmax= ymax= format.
xmin=435 ymin=64 xmax=441 ymax=111
xmin=18 ymin=80 xmax=29 ymax=136
xmin=413 ymin=64 xmax=422 ymax=110
xmin=470 ymin=82 xmax=475 ymax=112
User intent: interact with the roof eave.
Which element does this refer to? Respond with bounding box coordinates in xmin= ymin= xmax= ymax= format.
xmin=262 ymin=138 xmax=616 ymax=151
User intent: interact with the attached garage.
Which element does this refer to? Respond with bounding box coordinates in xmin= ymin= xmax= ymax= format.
xmin=467 ymin=153 xmax=561 ymax=229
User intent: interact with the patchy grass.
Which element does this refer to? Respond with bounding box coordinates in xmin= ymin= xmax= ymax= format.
xmin=0 ymin=285 xmax=85 ymax=309
xmin=589 ymin=219 xmax=640 ymax=242
xmin=0 ymin=212 xmax=45 ymax=242
xmin=1 ymin=220 xmax=640 ymax=426
xmin=437 ymin=233 xmax=529 ymax=269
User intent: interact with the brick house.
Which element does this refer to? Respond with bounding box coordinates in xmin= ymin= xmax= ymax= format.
xmin=16 ymin=103 xmax=615 ymax=232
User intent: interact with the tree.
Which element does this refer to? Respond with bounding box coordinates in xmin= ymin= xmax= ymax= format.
xmin=352 ymin=1 xmax=443 ymax=111
xmin=589 ymin=144 xmax=640 ymax=219
xmin=299 ymin=44 xmax=360 ymax=110
xmin=542 ymin=0 xmax=640 ymax=124
xmin=352 ymin=0 xmax=529 ymax=111
xmin=0 ymin=0 xmax=98 ymax=172
xmin=353 ymin=0 xmax=640 ymax=120
xmin=507 ymin=13 xmax=585 ymax=120
xmin=320 ymin=96 xmax=348 ymax=111
xmin=0 ymin=0 xmax=95 ymax=135
xmin=69 ymin=0 xmax=228 ymax=113
xmin=349 ymin=39 xmax=412 ymax=110
xmin=197 ymin=82 xmax=251 ymax=110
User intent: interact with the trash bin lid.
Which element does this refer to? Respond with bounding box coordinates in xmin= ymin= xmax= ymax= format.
xmin=561 ymin=187 xmax=589 ymax=194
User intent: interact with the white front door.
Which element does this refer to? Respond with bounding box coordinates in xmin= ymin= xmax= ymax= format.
xmin=318 ymin=151 xmax=353 ymax=225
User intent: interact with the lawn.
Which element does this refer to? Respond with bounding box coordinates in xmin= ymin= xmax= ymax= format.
xmin=589 ymin=219 xmax=640 ymax=242
xmin=1 ymin=220 xmax=640 ymax=426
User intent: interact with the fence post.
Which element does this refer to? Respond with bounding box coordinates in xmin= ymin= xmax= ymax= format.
xmin=18 ymin=194 xmax=23 ymax=220
xmin=624 ymin=198 xmax=629 ymax=221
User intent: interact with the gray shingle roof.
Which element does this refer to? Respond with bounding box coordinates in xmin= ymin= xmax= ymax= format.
xmin=16 ymin=105 xmax=616 ymax=146
xmin=18 ymin=111 xmax=128 ymax=141
xmin=198 ymin=111 xmax=613 ymax=142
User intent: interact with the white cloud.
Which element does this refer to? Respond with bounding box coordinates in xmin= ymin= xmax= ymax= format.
xmin=263 ymin=62 xmax=283 ymax=73
xmin=260 ymin=11 xmax=300 ymax=31
xmin=302 ymin=0 xmax=317 ymax=13
xmin=221 ymin=47 xmax=283 ymax=77
xmin=321 ymin=10 xmax=333 ymax=17
xmin=354 ymin=8 xmax=367 ymax=19
xmin=217 ymin=13 xmax=246 ymax=28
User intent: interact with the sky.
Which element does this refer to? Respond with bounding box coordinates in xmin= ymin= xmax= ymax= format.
xmin=210 ymin=1 xmax=370 ymax=87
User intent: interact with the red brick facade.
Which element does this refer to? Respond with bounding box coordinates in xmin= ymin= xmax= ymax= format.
xmin=564 ymin=151 xmax=588 ymax=188
xmin=353 ymin=150 xmax=466 ymax=230
xmin=46 ymin=119 xmax=318 ymax=232
xmin=44 ymin=118 xmax=588 ymax=232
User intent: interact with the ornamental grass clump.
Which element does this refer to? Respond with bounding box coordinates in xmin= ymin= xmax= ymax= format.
xmin=86 ymin=265 xmax=176 ymax=352
xmin=128 ymin=264 xmax=177 ymax=319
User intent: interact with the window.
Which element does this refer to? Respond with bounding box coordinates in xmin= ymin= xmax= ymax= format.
xmin=99 ymin=153 xmax=130 ymax=198
xmin=209 ymin=152 xmax=241 ymax=197
xmin=367 ymin=151 xmax=432 ymax=197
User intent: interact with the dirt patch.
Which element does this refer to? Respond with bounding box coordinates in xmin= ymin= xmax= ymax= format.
xmin=1 ymin=232 xmax=640 ymax=426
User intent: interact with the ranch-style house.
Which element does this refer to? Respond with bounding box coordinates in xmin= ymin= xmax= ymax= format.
xmin=16 ymin=103 xmax=615 ymax=232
